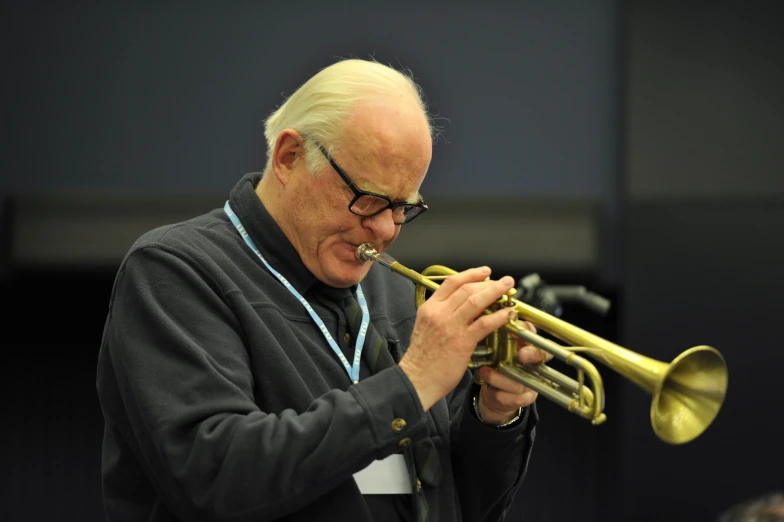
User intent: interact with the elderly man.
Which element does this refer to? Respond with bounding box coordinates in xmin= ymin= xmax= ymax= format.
xmin=97 ymin=58 xmax=545 ymax=522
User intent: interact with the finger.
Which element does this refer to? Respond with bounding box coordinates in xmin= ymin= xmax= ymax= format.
xmin=483 ymin=387 xmax=539 ymax=411
xmin=518 ymin=345 xmax=553 ymax=364
xmin=453 ymin=276 xmax=516 ymax=324
xmin=513 ymin=320 xmax=537 ymax=348
xmin=430 ymin=266 xmax=493 ymax=302
xmin=512 ymin=319 xmax=535 ymax=338
xmin=478 ymin=366 xmax=529 ymax=395
xmin=466 ymin=306 xmax=518 ymax=345
xmin=520 ymin=321 xmax=537 ymax=334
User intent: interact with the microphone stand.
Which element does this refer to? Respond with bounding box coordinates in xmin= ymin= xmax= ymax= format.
xmin=516 ymin=273 xmax=611 ymax=318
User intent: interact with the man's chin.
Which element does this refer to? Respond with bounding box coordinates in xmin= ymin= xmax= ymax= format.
xmin=322 ymin=261 xmax=372 ymax=288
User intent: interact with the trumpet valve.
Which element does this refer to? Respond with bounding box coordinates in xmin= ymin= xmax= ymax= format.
xmin=470 ymin=345 xmax=495 ymax=369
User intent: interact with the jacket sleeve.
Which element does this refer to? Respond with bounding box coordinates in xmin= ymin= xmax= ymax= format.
xmin=448 ymin=373 xmax=539 ymax=522
xmin=98 ymin=245 xmax=429 ymax=521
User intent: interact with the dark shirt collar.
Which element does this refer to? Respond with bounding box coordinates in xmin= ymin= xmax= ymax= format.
xmin=315 ymin=283 xmax=355 ymax=303
xmin=228 ymin=172 xmax=359 ymax=300
xmin=228 ymin=172 xmax=319 ymax=295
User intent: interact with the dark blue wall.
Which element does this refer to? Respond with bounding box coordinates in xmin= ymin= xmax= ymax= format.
xmin=2 ymin=1 xmax=618 ymax=200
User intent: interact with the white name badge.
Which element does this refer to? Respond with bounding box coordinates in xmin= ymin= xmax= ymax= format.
xmin=353 ymin=454 xmax=412 ymax=495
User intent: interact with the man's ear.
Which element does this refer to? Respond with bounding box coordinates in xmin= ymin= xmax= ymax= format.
xmin=270 ymin=130 xmax=305 ymax=186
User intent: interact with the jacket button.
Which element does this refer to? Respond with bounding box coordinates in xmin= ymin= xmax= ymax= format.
xmin=391 ymin=418 xmax=407 ymax=432
xmin=399 ymin=437 xmax=411 ymax=448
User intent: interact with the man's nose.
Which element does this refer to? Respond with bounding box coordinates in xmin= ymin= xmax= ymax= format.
xmin=362 ymin=209 xmax=398 ymax=241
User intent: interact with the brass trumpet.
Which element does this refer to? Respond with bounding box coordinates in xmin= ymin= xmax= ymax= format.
xmin=356 ymin=243 xmax=728 ymax=445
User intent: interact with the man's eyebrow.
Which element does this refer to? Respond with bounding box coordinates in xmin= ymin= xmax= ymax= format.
xmin=351 ymin=179 xmax=423 ymax=204
xmin=408 ymin=191 xmax=424 ymax=204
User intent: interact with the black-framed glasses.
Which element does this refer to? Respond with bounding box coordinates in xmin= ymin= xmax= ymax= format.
xmin=312 ymin=141 xmax=428 ymax=225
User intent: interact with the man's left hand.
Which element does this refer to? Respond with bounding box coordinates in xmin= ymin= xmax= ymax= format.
xmin=475 ymin=321 xmax=553 ymax=425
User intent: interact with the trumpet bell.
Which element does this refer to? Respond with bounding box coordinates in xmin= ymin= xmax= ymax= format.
xmin=652 ymin=345 xmax=728 ymax=444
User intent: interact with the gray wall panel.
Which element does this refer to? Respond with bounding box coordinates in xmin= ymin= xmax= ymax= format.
xmin=622 ymin=1 xmax=784 ymax=520
xmin=9 ymin=194 xmax=600 ymax=272
xmin=619 ymin=200 xmax=784 ymax=522
xmin=627 ymin=1 xmax=784 ymax=199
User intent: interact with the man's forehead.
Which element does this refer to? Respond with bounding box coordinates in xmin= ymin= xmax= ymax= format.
xmin=345 ymin=157 xmax=426 ymax=204
xmin=346 ymin=95 xmax=431 ymax=151
xmin=329 ymin=94 xmax=431 ymax=198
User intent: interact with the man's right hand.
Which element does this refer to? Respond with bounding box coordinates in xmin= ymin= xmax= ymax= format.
xmin=398 ymin=267 xmax=518 ymax=412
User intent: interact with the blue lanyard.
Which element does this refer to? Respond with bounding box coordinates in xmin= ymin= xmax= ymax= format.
xmin=224 ymin=201 xmax=369 ymax=383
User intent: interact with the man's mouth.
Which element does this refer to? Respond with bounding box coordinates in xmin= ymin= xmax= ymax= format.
xmin=347 ymin=241 xmax=380 ymax=262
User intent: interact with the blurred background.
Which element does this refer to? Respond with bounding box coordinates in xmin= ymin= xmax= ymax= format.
xmin=2 ymin=0 xmax=782 ymax=521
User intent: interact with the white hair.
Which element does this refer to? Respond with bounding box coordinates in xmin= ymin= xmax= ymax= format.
xmin=262 ymin=58 xmax=435 ymax=174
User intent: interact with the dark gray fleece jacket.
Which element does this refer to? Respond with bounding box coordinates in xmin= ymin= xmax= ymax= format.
xmin=96 ymin=172 xmax=537 ymax=522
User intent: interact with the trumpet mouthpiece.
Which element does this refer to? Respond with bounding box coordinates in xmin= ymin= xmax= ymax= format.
xmin=356 ymin=242 xmax=378 ymax=262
